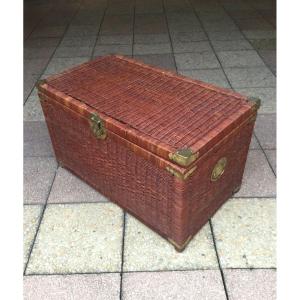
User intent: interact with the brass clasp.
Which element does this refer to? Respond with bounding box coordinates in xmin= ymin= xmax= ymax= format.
xmin=89 ymin=113 xmax=107 ymax=140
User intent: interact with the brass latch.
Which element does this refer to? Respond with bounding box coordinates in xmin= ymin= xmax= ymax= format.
xmin=89 ymin=113 xmax=107 ymax=140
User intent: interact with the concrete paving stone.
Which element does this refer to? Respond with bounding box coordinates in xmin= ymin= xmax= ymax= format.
xmin=163 ymin=12 xmax=195 ymax=22
xmin=133 ymin=43 xmax=172 ymax=55
xmin=229 ymin=9 xmax=262 ymax=19
xmin=44 ymin=57 xmax=90 ymax=75
xmin=24 ymin=74 xmax=39 ymax=102
xmin=164 ymin=3 xmax=193 ymax=13
xmin=24 ymin=205 xmax=43 ymax=269
xmin=234 ymin=150 xmax=276 ymax=197
xmin=25 ymin=37 xmax=61 ymax=48
xmin=54 ymin=46 xmax=94 ymax=58
xmin=197 ymin=13 xmax=233 ymax=22
xmin=202 ymin=19 xmax=239 ymax=32
xmin=217 ymin=50 xmax=265 ymax=68
xmin=265 ymin=17 xmax=276 ymax=28
xmin=98 ymin=34 xmax=133 ymax=45
xmin=106 ymin=0 xmax=135 ymax=13
xmin=72 ymin=11 xmax=104 ymax=25
xmin=24 ymin=157 xmax=57 ymax=204
xmin=173 ymin=41 xmax=212 ymax=53
xmin=242 ymin=30 xmax=276 ymax=39
xmin=71 ymin=16 xmax=102 ymax=26
xmin=254 ymin=114 xmax=276 ymax=149
xmin=106 ymin=2 xmax=134 ymax=15
xmin=134 ymin=33 xmax=170 ymax=44
xmin=168 ymin=23 xmax=203 ymax=33
xmin=175 ymin=52 xmax=220 ymax=70
xmin=224 ymin=66 xmax=276 ymax=88
xmin=23 ymin=94 xmax=44 ymax=121
xmin=30 ymin=25 xmax=67 ymax=38
xmin=134 ymin=54 xmax=176 ymax=71
xmin=64 ymin=25 xmax=100 ymax=37
xmin=24 ymin=121 xmax=55 ymax=157
xmin=212 ymin=198 xmax=276 ymax=268
xmin=250 ymin=39 xmax=276 ymax=50
xmin=60 ymin=35 xmax=97 ymax=47
xmin=24 ymin=47 xmax=56 ymax=59
xmin=207 ymin=30 xmax=245 ymax=41
xmin=73 ymin=10 xmax=104 ymax=18
xmin=123 ymin=215 xmax=218 ymax=272
xmin=195 ymin=8 xmax=229 ymax=20
xmin=167 ymin=17 xmax=200 ymax=27
xmin=40 ymin=15 xmax=73 ymax=27
xmin=26 ymin=203 xmax=123 ymax=274
xmin=24 ymin=58 xmax=49 ymax=75
xmin=249 ymin=134 xmax=260 ymax=149
xmin=101 ymin=15 xmax=133 ymax=35
xmin=179 ymin=69 xmax=230 ymax=89
xmin=135 ymin=0 xmax=163 ymax=14
xmin=258 ymin=50 xmax=276 ymax=70
xmin=27 ymin=86 xmax=39 ymax=101
xmin=122 ymin=270 xmax=226 ymax=300
xmin=211 ymin=40 xmax=253 ymax=51
xmin=235 ymin=18 xmax=274 ymax=31
xmin=223 ymin=2 xmax=252 ymax=11
xmin=224 ymin=269 xmax=276 ymax=300
xmin=265 ymin=150 xmax=276 ymax=174
xmin=165 ymin=12 xmax=200 ymax=23
xmin=25 ymin=27 xmax=34 ymax=39
xmin=235 ymin=87 xmax=276 ymax=114
xmin=48 ymin=167 xmax=108 ymax=203
xmin=93 ymin=44 xmax=132 ymax=56
xmin=23 ymin=274 xmax=120 ymax=300
xmin=102 ymin=14 xmax=134 ymax=25
xmin=268 ymin=64 xmax=276 ymax=75
xmin=134 ymin=14 xmax=168 ymax=34
xmin=171 ymin=31 xmax=208 ymax=42
xmin=201 ymin=21 xmax=235 ymax=32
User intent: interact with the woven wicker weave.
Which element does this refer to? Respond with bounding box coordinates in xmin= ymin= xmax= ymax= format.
xmin=38 ymin=55 xmax=258 ymax=251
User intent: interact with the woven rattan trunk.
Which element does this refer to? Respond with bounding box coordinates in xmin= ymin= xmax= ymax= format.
xmin=37 ymin=55 xmax=260 ymax=252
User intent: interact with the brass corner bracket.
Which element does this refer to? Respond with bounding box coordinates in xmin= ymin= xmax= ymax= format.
xmin=166 ymin=165 xmax=197 ymax=181
xmin=169 ymin=148 xmax=199 ymax=167
xmin=247 ymin=96 xmax=261 ymax=111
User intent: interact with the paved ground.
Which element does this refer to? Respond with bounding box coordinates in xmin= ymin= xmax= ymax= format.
xmin=24 ymin=0 xmax=276 ymax=299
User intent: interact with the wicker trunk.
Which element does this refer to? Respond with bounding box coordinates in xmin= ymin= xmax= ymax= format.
xmin=37 ymin=55 xmax=259 ymax=252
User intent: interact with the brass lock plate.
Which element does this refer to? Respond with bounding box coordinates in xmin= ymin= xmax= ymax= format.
xmin=90 ymin=113 xmax=107 ymax=140
xmin=211 ymin=157 xmax=227 ymax=181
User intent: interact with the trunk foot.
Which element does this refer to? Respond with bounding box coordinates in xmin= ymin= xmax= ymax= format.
xmin=168 ymin=236 xmax=192 ymax=253
xmin=233 ymin=184 xmax=241 ymax=194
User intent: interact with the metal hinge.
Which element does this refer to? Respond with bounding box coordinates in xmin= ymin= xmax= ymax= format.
xmin=169 ymin=148 xmax=199 ymax=167
xmin=166 ymin=165 xmax=197 ymax=180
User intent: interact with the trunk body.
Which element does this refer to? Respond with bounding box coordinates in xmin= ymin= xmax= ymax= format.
xmin=38 ymin=55 xmax=258 ymax=251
